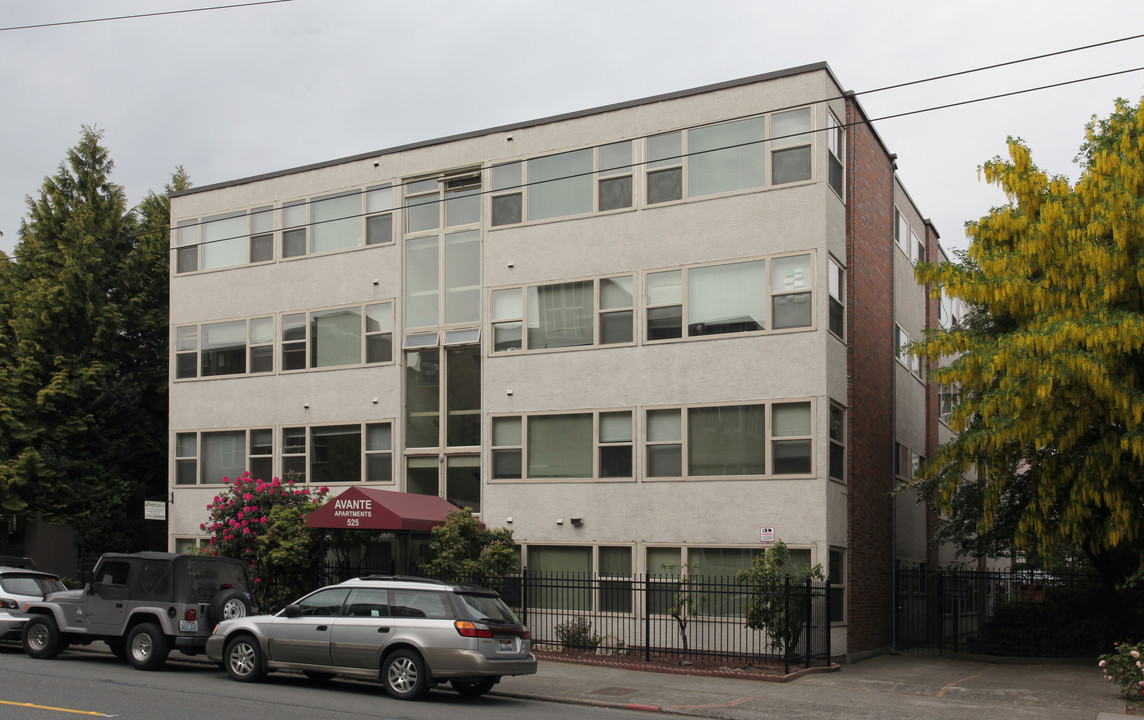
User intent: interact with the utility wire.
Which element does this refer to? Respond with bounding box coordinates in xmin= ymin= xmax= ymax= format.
xmin=0 ymin=0 xmax=294 ymax=32
xmin=3 ymin=37 xmax=1143 ymax=263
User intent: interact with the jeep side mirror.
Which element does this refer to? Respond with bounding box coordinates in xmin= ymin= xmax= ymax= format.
xmin=282 ymin=604 xmax=301 ymax=618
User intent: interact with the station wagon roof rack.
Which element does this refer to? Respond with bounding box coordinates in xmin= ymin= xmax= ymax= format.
xmin=358 ymin=575 xmax=448 ymax=584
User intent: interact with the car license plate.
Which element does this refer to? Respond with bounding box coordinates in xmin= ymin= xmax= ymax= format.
xmin=498 ymin=639 xmax=514 ymax=653
xmin=179 ymin=620 xmax=198 ymax=632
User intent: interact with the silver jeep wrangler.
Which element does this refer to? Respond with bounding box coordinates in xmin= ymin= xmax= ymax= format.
xmin=21 ymin=552 xmax=255 ymax=670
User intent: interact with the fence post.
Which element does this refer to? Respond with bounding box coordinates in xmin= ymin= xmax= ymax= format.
xmin=804 ymin=577 xmax=812 ymax=669
xmin=783 ymin=576 xmax=791 ymax=675
xmin=643 ymin=574 xmax=651 ymax=662
xmin=520 ymin=567 xmax=528 ymax=627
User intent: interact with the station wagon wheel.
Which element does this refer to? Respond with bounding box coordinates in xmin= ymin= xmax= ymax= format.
xmin=22 ymin=615 xmax=65 ymax=659
xmin=383 ymin=649 xmax=428 ymax=700
xmin=224 ymin=635 xmax=266 ymax=683
xmin=127 ymin=623 xmax=170 ymax=671
xmin=451 ymin=678 xmax=496 ymax=697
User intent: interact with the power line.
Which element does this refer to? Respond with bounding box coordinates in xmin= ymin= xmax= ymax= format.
xmin=0 ymin=0 xmax=295 ymax=32
xmin=3 ymin=38 xmax=1143 ymax=264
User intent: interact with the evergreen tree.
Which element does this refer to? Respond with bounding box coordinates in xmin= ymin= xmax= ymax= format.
xmin=0 ymin=127 xmax=183 ymax=552
xmin=914 ymin=99 xmax=1144 ymax=583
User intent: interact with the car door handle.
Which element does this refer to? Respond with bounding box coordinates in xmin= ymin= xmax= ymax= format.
xmin=116 ymin=603 xmax=123 ymax=608
xmin=316 ymin=625 xmax=328 ymax=631
xmin=378 ymin=627 xmax=390 ymax=633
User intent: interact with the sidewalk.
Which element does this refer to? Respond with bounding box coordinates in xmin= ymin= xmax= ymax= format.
xmin=493 ymin=653 xmax=1133 ymax=720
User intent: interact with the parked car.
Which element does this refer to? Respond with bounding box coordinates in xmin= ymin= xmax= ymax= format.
xmin=0 ymin=567 xmax=67 ymax=641
xmin=206 ymin=575 xmax=536 ymax=700
xmin=21 ymin=552 xmax=255 ymax=670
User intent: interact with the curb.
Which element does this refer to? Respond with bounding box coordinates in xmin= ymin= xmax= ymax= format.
xmin=533 ymin=650 xmax=840 ymax=683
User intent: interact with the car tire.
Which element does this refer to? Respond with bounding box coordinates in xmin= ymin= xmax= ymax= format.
xmin=382 ymin=649 xmax=429 ymax=700
xmin=127 ymin=623 xmax=170 ymax=671
xmin=224 ymin=635 xmax=266 ymax=683
xmin=451 ymin=678 xmax=496 ymax=697
xmin=211 ymin=589 xmax=253 ymax=623
xmin=22 ymin=615 xmax=66 ymax=659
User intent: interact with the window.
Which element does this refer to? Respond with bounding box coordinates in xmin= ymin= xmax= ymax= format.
xmin=527 ymin=546 xmax=592 ymax=610
xmin=772 ymin=402 xmax=812 ymax=474
xmin=201 ymin=211 xmax=247 ymax=270
xmin=689 ymin=116 xmax=768 ymax=196
xmin=894 ymin=442 xmax=911 ymax=481
xmin=646 ymin=131 xmax=683 ymax=204
xmin=492 ymin=143 xmax=634 ymax=227
xmin=895 ymin=324 xmax=911 ymax=366
xmin=404 ymin=339 xmax=481 ymax=451
xmin=282 ymin=200 xmax=308 ymax=258
xmin=939 ymin=385 xmax=958 ymax=424
xmin=279 ymin=303 xmax=393 ymax=372
xmin=829 ymin=404 xmax=845 ymax=482
xmin=278 ymin=423 xmax=393 ymax=484
xmin=491 ymin=275 xmax=635 ymax=353
xmin=827 ymin=257 xmax=845 ymax=338
xmin=175 ymin=220 xmax=199 ymax=273
xmin=175 ymin=317 xmax=275 ymax=380
xmin=648 ymin=401 xmax=816 ymax=478
xmin=826 ymin=111 xmax=844 ymax=197
xmin=770 ymin=108 xmax=813 ymax=185
xmin=175 ymin=429 xmax=263 ymax=485
xmin=491 ymin=411 xmax=633 ymax=481
xmin=365 ymin=184 xmax=394 ymax=246
xmin=895 ymin=208 xmax=911 ymax=257
xmin=829 ymin=548 xmax=845 ymax=623
xmin=249 ymin=428 xmax=273 ymax=482
xmin=910 ymin=230 xmax=924 ymax=265
xmin=771 ymin=254 xmax=812 ymax=329
xmin=405 ymin=229 xmax=481 ymax=329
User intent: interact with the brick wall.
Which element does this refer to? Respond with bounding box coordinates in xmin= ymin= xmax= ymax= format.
xmin=844 ymin=97 xmax=896 ymax=655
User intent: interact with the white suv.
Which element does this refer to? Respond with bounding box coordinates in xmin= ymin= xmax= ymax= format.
xmin=205 ymin=576 xmax=536 ymax=700
xmin=0 ymin=567 xmax=67 ymax=642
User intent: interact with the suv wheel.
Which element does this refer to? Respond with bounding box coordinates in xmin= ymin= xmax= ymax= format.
xmin=383 ymin=649 xmax=429 ymax=700
xmin=224 ymin=635 xmax=266 ymax=682
xmin=127 ymin=623 xmax=170 ymax=671
xmin=23 ymin=615 xmax=66 ymax=659
xmin=451 ymin=678 xmax=496 ymax=697
xmin=212 ymin=589 xmax=252 ymax=623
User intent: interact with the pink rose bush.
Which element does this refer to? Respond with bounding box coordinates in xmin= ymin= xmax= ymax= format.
xmin=1099 ymin=642 xmax=1144 ymax=697
xmin=197 ymin=471 xmax=330 ymax=612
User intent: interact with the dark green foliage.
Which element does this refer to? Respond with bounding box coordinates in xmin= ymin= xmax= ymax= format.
xmin=736 ymin=540 xmax=824 ymax=654
xmin=423 ymin=508 xmax=517 ymax=583
xmin=0 ymin=127 xmax=183 ymax=551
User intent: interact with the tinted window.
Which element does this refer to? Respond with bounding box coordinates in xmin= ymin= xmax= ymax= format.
xmin=389 ymin=590 xmax=452 ymax=619
xmin=456 ymin=593 xmax=520 ymax=624
xmin=0 ymin=574 xmax=66 ymax=597
xmin=295 ymin=588 xmax=350 ymax=617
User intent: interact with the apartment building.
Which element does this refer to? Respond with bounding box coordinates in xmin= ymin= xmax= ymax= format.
xmin=168 ymin=62 xmax=946 ymax=659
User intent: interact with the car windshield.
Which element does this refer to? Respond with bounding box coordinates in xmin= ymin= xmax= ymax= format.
xmin=456 ymin=592 xmax=520 ymax=624
xmin=0 ymin=574 xmax=66 ymax=597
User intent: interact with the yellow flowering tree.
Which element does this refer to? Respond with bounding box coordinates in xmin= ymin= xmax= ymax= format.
xmin=914 ymin=98 xmax=1144 ymax=583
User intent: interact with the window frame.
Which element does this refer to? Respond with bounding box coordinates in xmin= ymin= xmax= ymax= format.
xmin=173 ymin=427 xmax=272 ymax=486
xmin=279 ymin=302 xmax=396 ymax=373
xmin=175 ymin=316 xmax=276 ymax=381
xmin=280 ymin=421 xmax=395 ymax=486
xmin=490 ymin=274 xmax=636 ymax=354
xmin=827 ymin=256 xmax=845 ymax=339
xmin=489 ymin=409 xmax=635 ymax=482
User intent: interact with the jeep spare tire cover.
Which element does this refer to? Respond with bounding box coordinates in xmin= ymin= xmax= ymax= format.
xmin=211 ymin=589 xmax=252 ymax=623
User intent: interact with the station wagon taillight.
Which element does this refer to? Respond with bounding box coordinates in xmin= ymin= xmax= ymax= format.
xmin=454 ymin=620 xmax=494 ymax=638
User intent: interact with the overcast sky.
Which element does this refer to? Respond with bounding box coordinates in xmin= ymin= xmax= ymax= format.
xmin=3 ymin=0 xmax=1144 ymax=259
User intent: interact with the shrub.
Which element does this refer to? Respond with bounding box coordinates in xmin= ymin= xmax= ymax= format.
xmin=554 ymin=616 xmax=605 ymax=652
xmin=1099 ymin=642 xmax=1144 ymax=697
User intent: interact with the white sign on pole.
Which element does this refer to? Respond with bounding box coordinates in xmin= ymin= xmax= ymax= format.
xmin=144 ymin=501 xmax=167 ymax=521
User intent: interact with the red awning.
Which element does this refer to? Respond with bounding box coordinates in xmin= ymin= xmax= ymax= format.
xmin=306 ymin=487 xmax=465 ymax=531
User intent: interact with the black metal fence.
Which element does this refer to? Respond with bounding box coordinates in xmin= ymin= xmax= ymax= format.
xmin=320 ymin=564 xmax=831 ymax=673
xmin=896 ymin=567 xmax=1109 ymax=658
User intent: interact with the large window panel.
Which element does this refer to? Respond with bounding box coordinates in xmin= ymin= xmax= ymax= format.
xmin=311 ymin=425 xmax=361 ymax=485
xmin=688 ymin=260 xmax=766 ymax=336
xmin=201 ymin=320 xmax=246 ymax=377
xmin=445 ymin=455 xmax=480 ymax=513
xmin=444 ymin=230 xmax=480 ymax=325
xmin=527 ymin=149 xmax=593 ymax=221
xmin=311 ymin=307 xmax=362 ymax=368
xmin=405 ymin=236 xmax=439 ymax=328
xmin=688 ymin=117 xmax=767 ymax=197
xmin=688 ymin=405 xmax=766 ymax=476
xmin=406 ymin=456 xmax=439 ymax=496
xmin=405 ymin=350 xmax=440 ymax=449
xmin=527 ymin=281 xmax=593 ymax=349
xmin=201 ymin=212 xmax=247 ymax=270
xmin=528 ymin=546 xmax=592 ymax=609
xmin=201 ymin=431 xmax=245 ymax=484
xmin=446 ymin=346 xmax=481 ymax=447
xmin=310 ymin=191 xmax=362 ymax=254
xmin=528 ymin=414 xmax=592 ymax=478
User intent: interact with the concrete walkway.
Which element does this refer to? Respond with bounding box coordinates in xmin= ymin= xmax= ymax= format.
xmin=494 ymin=653 xmax=1132 ymax=720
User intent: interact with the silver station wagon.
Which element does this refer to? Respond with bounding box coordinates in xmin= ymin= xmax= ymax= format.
xmin=205 ymin=575 xmax=535 ymax=700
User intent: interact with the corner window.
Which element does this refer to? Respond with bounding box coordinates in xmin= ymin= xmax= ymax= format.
xmin=827 ymin=111 xmax=845 ymax=197
xmin=827 ymin=257 xmax=845 ymax=338
xmin=829 ymin=404 xmax=846 ymax=482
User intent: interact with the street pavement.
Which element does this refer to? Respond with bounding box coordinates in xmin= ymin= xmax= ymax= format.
xmin=88 ymin=644 xmax=1138 ymax=719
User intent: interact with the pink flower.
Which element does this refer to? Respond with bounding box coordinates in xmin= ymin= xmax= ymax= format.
xmin=1100 ymin=660 xmax=1107 ymax=667
xmin=1134 ymin=650 xmax=1140 ymax=659
xmin=271 ymin=478 xmax=280 ymax=487
xmin=243 ymin=493 xmax=253 ymax=501
xmin=237 ymin=512 xmax=245 ymax=520
xmin=254 ymin=578 xmax=261 ymax=584
xmin=260 ymin=517 xmax=268 ymax=524
xmin=243 ymin=527 xmax=251 ymax=534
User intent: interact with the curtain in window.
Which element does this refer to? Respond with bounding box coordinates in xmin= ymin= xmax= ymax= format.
xmin=527 ymin=282 xmax=593 ymax=349
xmin=688 ymin=261 xmax=765 ymax=335
xmin=311 ymin=191 xmax=362 ymax=253
xmin=688 ymin=405 xmax=766 ymax=475
xmin=527 ymin=149 xmax=593 ymax=220
xmin=688 ymin=117 xmax=767 ymax=197
xmin=311 ymin=308 xmax=361 ymax=367
xmin=201 ymin=431 xmax=245 ymax=484
xmin=201 ymin=212 xmax=247 ymax=269
xmin=527 ymin=414 xmax=592 ymax=478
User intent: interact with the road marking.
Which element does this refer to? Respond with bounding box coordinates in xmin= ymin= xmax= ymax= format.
xmin=937 ymin=668 xmax=990 ymax=698
xmin=0 ymin=700 xmax=116 ymax=717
